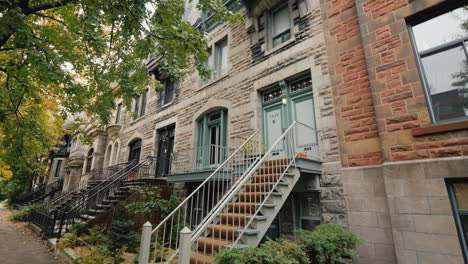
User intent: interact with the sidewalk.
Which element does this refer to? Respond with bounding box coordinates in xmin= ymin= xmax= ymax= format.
xmin=0 ymin=204 xmax=63 ymax=264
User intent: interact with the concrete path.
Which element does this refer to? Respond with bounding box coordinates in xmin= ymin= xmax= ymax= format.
xmin=0 ymin=204 xmax=63 ymax=264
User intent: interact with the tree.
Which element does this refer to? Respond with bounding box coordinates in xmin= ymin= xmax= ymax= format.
xmin=0 ymin=0 xmax=240 ymax=195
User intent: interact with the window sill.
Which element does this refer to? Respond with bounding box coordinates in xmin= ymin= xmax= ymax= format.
xmin=412 ymin=120 xmax=468 ymax=137
xmin=130 ymin=115 xmax=146 ymax=125
xmin=197 ymin=72 xmax=230 ymax=91
xmin=264 ymin=37 xmax=295 ymax=57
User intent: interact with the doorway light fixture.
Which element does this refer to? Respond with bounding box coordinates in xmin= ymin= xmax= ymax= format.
xmin=282 ymin=97 xmax=287 ymax=105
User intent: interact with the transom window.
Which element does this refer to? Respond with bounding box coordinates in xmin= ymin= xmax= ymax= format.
xmin=411 ymin=6 xmax=468 ymax=123
xmin=133 ymin=89 xmax=148 ymax=120
xmin=200 ymin=37 xmax=229 ymax=86
xmin=271 ymin=3 xmax=291 ymax=48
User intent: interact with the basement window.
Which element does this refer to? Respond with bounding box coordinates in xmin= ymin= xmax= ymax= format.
xmin=447 ymin=179 xmax=468 ymax=262
xmin=410 ymin=6 xmax=468 ymax=123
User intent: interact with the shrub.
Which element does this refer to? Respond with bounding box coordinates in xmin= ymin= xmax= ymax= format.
xmin=71 ymin=222 xmax=90 ymax=237
xmin=57 ymin=230 xmax=82 ymax=249
xmin=216 ymin=238 xmax=309 ymax=264
xmin=9 ymin=203 xmax=46 ymax=222
xmin=83 ymin=226 xmax=107 ymax=246
xmin=296 ymin=224 xmax=364 ymax=264
xmin=105 ymin=219 xmax=140 ymax=252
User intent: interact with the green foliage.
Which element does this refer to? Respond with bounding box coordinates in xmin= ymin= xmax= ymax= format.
xmin=216 ymin=238 xmax=309 ymax=264
xmin=83 ymin=226 xmax=107 ymax=246
xmin=9 ymin=203 xmax=46 ymax=222
xmin=0 ymin=0 xmax=240 ymax=200
xmin=105 ymin=219 xmax=140 ymax=253
xmin=57 ymin=230 xmax=82 ymax=249
xmin=71 ymin=222 xmax=90 ymax=237
xmin=125 ymin=185 xmax=180 ymax=221
xmin=296 ymin=224 xmax=363 ymax=264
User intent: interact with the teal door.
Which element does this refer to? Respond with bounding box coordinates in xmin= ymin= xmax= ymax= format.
xmin=264 ymin=104 xmax=286 ymax=158
xmin=262 ymin=76 xmax=316 ymax=158
xmin=291 ymin=94 xmax=317 ymax=156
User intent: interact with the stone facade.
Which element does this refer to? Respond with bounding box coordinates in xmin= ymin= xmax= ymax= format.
xmin=47 ymin=0 xmax=468 ymax=263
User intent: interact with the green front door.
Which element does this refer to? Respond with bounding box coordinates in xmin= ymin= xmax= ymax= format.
xmin=262 ymin=76 xmax=315 ymax=157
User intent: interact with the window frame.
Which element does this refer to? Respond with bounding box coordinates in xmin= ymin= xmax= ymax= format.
xmin=133 ymin=89 xmax=148 ymax=120
xmin=199 ymin=36 xmax=229 ymax=87
xmin=408 ymin=6 xmax=468 ymax=124
xmin=54 ymin=160 xmax=62 ymax=178
xmin=160 ymin=79 xmax=177 ymax=106
xmin=269 ymin=2 xmax=292 ymax=49
xmin=446 ymin=178 xmax=468 ymax=263
xmin=85 ymin=148 xmax=94 ymax=173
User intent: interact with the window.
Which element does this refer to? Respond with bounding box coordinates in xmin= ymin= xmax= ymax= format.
xmin=197 ymin=110 xmax=228 ymax=169
xmin=411 ymin=6 xmax=468 ymax=123
xmin=55 ymin=160 xmax=62 ymax=177
xmin=270 ymin=4 xmax=291 ymax=48
xmin=133 ymin=89 xmax=148 ymax=120
xmin=115 ymin=103 xmax=122 ymax=124
xmin=447 ymin=180 xmax=468 ymax=262
xmin=128 ymin=139 xmax=142 ymax=163
xmin=85 ymin=148 xmax=94 ymax=173
xmin=160 ymin=79 xmax=177 ymax=105
xmin=200 ymin=37 xmax=229 ymax=85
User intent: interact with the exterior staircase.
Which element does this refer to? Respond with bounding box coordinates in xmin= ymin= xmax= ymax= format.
xmin=30 ymin=157 xmax=167 ymax=238
xmin=16 ymin=178 xmax=64 ymax=205
xmin=190 ymin=159 xmax=301 ymax=264
xmin=145 ymin=121 xmax=319 ymax=264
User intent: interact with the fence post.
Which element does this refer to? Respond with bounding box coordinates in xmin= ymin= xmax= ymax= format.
xmin=139 ymin=221 xmax=152 ymax=264
xmin=178 ymin=227 xmax=192 ymax=264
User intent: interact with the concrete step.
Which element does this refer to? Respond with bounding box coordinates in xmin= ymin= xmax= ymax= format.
xmin=190 ymin=252 xmax=214 ymax=264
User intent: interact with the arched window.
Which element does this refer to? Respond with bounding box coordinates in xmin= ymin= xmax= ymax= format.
xmin=112 ymin=142 xmax=119 ymax=165
xmin=197 ymin=109 xmax=227 ymax=169
xmin=85 ymin=148 xmax=94 ymax=173
xmin=128 ymin=139 xmax=142 ymax=163
xmin=105 ymin=144 xmax=112 ymax=168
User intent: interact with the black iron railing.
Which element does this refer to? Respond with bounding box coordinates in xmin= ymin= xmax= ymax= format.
xmin=55 ymin=156 xmax=168 ymax=238
xmin=30 ymin=208 xmax=56 ymax=237
xmin=16 ymin=178 xmax=64 ymax=204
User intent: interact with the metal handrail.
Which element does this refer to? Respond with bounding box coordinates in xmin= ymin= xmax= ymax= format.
xmin=149 ymin=130 xmax=263 ymax=263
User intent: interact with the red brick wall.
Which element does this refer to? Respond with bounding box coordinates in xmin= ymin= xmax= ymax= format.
xmin=356 ymin=0 xmax=468 ymax=163
xmin=322 ymin=0 xmax=383 ymax=167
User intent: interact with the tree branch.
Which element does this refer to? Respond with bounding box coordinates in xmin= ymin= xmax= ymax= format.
xmin=27 ymin=0 xmax=78 ymax=14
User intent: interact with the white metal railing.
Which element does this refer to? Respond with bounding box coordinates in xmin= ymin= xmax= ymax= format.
xmin=171 ymin=144 xmax=235 ymax=175
xmin=139 ymin=122 xmax=319 ymax=264
xmin=143 ymin=131 xmax=263 ymax=264
xmin=187 ymin=122 xmax=318 ymax=262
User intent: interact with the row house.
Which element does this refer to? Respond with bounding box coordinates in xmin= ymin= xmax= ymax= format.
xmin=37 ymin=0 xmax=468 ymax=263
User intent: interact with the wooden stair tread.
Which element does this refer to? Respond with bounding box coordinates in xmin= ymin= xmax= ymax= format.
xmin=190 ymin=252 xmax=214 ymax=264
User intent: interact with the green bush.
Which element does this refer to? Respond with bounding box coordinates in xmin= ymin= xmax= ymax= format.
xmin=57 ymin=230 xmax=82 ymax=249
xmin=296 ymin=224 xmax=363 ymax=264
xmin=105 ymin=219 xmax=140 ymax=252
xmin=216 ymin=238 xmax=309 ymax=264
xmin=9 ymin=203 xmax=46 ymax=222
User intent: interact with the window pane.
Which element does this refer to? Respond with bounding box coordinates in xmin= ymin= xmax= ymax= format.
xmin=115 ymin=103 xmax=122 ymax=124
xmin=454 ymin=183 xmax=468 ymax=210
xmin=215 ymin=38 xmax=228 ymax=77
xmin=272 ymin=5 xmax=290 ymax=37
xmin=140 ymin=90 xmax=148 ymax=116
xmin=420 ymin=45 xmax=468 ymax=122
xmin=164 ymin=81 xmax=175 ymax=105
xmin=413 ymin=7 xmax=468 ymax=52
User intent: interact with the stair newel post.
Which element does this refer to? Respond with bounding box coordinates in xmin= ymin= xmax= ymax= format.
xmin=138 ymin=221 xmax=152 ymax=264
xmin=178 ymin=227 xmax=192 ymax=264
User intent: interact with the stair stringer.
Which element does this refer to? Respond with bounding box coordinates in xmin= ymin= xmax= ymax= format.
xmin=235 ymin=166 xmax=301 ymax=247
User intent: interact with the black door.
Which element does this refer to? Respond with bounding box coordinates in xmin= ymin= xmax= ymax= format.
xmin=128 ymin=139 xmax=142 ymax=163
xmin=156 ymin=124 xmax=175 ymax=177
